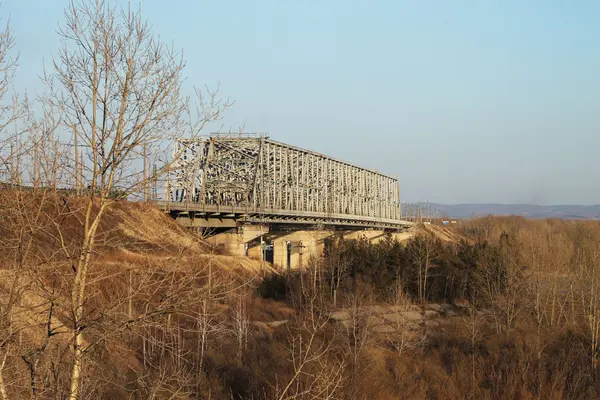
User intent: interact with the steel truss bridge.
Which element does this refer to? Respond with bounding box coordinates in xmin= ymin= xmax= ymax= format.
xmin=159 ymin=135 xmax=411 ymax=230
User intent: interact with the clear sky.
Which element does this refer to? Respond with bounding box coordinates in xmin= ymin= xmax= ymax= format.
xmin=3 ymin=0 xmax=599 ymax=204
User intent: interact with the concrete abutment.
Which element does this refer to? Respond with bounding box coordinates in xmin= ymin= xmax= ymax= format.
xmin=204 ymin=225 xmax=414 ymax=270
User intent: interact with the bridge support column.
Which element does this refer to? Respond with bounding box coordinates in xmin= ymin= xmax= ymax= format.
xmin=272 ymin=230 xmax=333 ymax=270
xmin=342 ymin=229 xmax=415 ymax=243
xmin=343 ymin=230 xmax=387 ymax=242
xmin=205 ymin=225 xmax=269 ymax=257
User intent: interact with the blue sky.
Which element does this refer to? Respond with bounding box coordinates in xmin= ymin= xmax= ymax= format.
xmin=3 ymin=0 xmax=599 ymax=204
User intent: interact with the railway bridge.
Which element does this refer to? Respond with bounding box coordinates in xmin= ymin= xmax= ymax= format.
xmin=159 ymin=135 xmax=412 ymax=269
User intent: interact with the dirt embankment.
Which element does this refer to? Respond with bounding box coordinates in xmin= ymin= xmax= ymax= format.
xmin=0 ymin=192 xmax=266 ymax=273
xmin=0 ymin=193 xmax=265 ymax=350
xmin=419 ymin=223 xmax=466 ymax=243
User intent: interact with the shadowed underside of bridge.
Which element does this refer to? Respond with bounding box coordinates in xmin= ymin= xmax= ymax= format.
xmin=161 ymin=135 xmax=411 ymax=230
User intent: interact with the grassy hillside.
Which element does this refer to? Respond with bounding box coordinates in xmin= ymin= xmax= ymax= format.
xmin=0 ymin=190 xmax=267 ymax=399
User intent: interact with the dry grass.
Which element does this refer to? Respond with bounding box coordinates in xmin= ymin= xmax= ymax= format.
xmin=421 ymin=223 xmax=466 ymax=243
xmin=2 ymin=195 xmax=599 ymax=399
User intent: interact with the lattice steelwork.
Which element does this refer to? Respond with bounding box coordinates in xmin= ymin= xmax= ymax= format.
xmin=163 ymin=135 xmax=405 ymax=228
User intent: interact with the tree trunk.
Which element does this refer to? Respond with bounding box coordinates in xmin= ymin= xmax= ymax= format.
xmin=68 ymin=201 xmax=105 ymax=400
xmin=333 ymin=288 xmax=337 ymax=308
xmin=0 ymin=350 xmax=8 ymax=400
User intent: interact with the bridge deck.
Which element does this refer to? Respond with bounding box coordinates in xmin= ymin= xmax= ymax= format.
xmin=158 ymin=201 xmax=412 ymax=230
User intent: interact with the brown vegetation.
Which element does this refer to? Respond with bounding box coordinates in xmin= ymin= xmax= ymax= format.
xmin=1 ymin=190 xmax=600 ymax=399
xmin=251 ymin=217 xmax=600 ymax=399
xmin=0 ymin=190 xmax=259 ymax=398
xmin=0 ymin=0 xmax=598 ymax=398
xmin=0 ymin=162 xmax=599 ymax=399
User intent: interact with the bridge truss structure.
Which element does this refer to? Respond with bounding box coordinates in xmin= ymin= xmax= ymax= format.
xmin=160 ymin=135 xmax=410 ymax=229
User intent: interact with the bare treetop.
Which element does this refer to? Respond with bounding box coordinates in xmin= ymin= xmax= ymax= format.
xmin=46 ymin=0 xmax=187 ymax=196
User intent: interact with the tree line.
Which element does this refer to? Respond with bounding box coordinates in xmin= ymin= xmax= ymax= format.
xmin=256 ymin=218 xmax=600 ymax=398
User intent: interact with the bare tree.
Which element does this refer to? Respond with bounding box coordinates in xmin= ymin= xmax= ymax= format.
xmin=230 ymin=293 xmax=250 ymax=365
xmin=275 ymin=307 xmax=346 ymax=400
xmin=0 ymin=181 xmax=77 ymax=399
xmin=462 ymin=301 xmax=484 ymax=398
xmin=575 ymin=236 xmax=600 ymax=370
xmin=272 ymin=257 xmax=347 ymax=400
xmin=27 ymin=104 xmax=63 ymax=190
xmin=41 ymin=1 xmax=231 ymax=397
xmin=342 ymin=291 xmax=375 ymax=400
xmin=275 ymin=323 xmax=346 ymax=400
xmin=324 ymin=237 xmax=352 ymax=308
xmin=474 ymin=232 xmax=527 ymax=335
xmin=0 ymin=17 xmax=30 ymax=183
xmin=383 ymin=282 xmax=425 ymax=358
xmin=0 ymin=18 xmax=19 ymax=132
xmin=408 ymin=234 xmax=436 ymax=304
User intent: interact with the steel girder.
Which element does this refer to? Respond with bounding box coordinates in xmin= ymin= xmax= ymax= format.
xmin=165 ymin=136 xmax=405 ymax=227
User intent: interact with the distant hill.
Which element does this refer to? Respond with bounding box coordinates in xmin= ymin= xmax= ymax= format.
xmin=417 ymin=203 xmax=600 ymax=220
